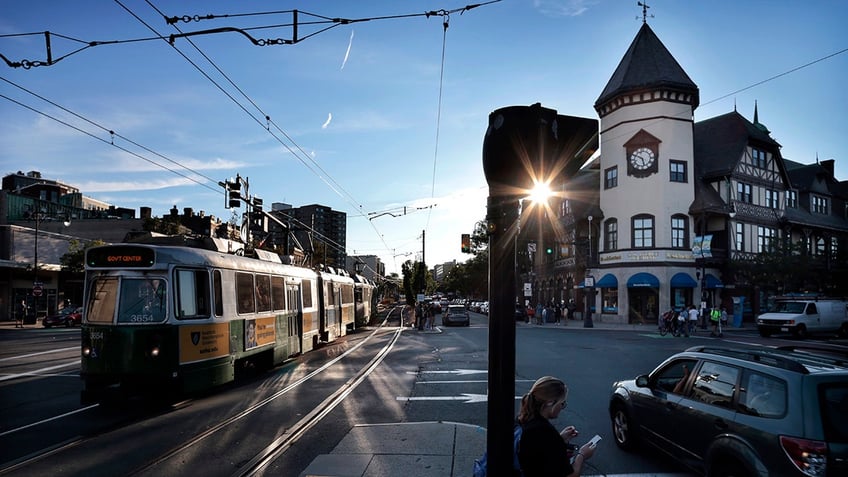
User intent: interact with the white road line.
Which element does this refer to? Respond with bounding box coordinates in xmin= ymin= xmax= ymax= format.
xmin=0 ymin=360 xmax=80 ymax=382
xmin=0 ymin=347 xmax=77 ymax=362
xmin=0 ymin=403 xmax=99 ymax=437
xmin=413 ymin=379 xmax=536 ymax=384
xmin=397 ymin=394 xmax=523 ymax=404
xmin=406 ymin=369 xmax=487 ymax=375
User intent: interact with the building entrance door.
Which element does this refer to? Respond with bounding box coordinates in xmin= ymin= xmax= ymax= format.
xmin=628 ymin=288 xmax=658 ymax=324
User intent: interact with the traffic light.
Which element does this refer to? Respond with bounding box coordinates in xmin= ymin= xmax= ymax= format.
xmin=461 ymin=233 xmax=471 ymax=253
xmin=250 ymin=197 xmax=264 ymax=231
xmin=227 ymin=180 xmax=241 ymax=208
xmin=545 ymin=246 xmax=553 ymax=255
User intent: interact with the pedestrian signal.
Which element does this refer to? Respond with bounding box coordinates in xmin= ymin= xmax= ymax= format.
xmin=461 ymin=233 xmax=471 ymax=253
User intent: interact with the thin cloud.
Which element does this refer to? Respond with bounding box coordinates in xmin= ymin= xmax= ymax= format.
xmin=322 ymin=113 xmax=333 ymax=129
xmin=533 ymin=0 xmax=596 ymax=17
xmin=76 ymin=176 xmax=196 ymax=193
xmin=341 ymin=30 xmax=354 ymax=70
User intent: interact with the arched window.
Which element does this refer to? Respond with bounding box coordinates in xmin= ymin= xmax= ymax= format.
xmin=671 ymin=214 xmax=689 ymax=249
xmin=632 ymin=214 xmax=655 ymax=248
xmin=604 ymin=218 xmax=618 ymax=252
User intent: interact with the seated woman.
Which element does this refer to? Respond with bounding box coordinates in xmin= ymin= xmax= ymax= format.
xmin=517 ymin=376 xmax=598 ymax=477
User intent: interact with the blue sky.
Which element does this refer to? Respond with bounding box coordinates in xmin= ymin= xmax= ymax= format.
xmin=2 ymin=1 xmax=846 ymax=276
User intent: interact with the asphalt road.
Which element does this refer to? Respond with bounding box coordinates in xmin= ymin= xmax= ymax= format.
xmin=1 ymin=313 xmax=843 ymax=476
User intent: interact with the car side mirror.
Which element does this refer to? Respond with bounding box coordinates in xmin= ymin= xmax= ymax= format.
xmin=635 ymin=375 xmax=650 ymax=387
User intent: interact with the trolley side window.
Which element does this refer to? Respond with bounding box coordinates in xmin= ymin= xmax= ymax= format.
xmin=326 ymin=282 xmax=335 ymax=306
xmin=302 ymin=279 xmax=313 ymax=308
xmin=256 ymin=274 xmax=271 ymax=312
xmin=87 ymin=277 xmax=119 ymax=323
xmin=236 ymin=272 xmax=255 ymax=314
xmin=342 ymin=284 xmax=354 ymax=305
xmin=118 ymin=278 xmax=167 ymax=323
xmin=271 ymin=276 xmax=286 ymax=311
xmin=175 ymin=269 xmax=211 ymax=319
xmin=213 ymin=270 xmax=223 ymax=317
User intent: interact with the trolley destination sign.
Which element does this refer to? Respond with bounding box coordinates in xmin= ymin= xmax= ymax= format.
xmin=87 ymin=246 xmax=156 ymax=268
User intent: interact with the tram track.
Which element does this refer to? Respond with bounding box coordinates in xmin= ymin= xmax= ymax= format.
xmin=122 ymin=312 xmax=404 ymax=476
xmin=0 ymin=309 xmax=406 ymax=476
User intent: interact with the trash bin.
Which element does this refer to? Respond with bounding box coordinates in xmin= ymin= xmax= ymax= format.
xmin=732 ymin=296 xmax=744 ymax=327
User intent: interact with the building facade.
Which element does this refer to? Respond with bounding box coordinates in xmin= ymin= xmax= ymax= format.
xmin=523 ymin=22 xmax=847 ymax=325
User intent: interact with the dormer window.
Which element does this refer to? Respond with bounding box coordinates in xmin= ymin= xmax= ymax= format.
xmin=812 ymin=195 xmax=828 ymax=214
xmin=752 ymin=147 xmax=767 ymax=169
xmin=786 ymin=190 xmax=797 ymax=208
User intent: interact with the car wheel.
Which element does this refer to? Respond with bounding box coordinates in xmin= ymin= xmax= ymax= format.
xmin=793 ymin=324 xmax=808 ymax=339
xmin=758 ymin=327 xmax=772 ymax=337
xmin=611 ymin=403 xmax=636 ymax=451
xmin=65 ymin=319 xmax=73 ymax=327
xmin=839 ymin=322 xmax=848 ymax=338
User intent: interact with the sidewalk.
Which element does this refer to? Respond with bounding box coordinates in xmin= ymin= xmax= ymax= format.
xmin=298 ymin=421 xmax=485 ymax=477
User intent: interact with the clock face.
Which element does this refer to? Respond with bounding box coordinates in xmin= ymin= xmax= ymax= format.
xmin=629 ymin=147 xmax=656 ymax=171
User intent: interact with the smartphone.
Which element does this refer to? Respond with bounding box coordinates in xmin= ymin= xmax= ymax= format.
xmin=588 ymin=434 xmax=602 ymax=447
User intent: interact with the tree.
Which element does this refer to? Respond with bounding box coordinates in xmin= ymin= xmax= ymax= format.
xmin=60 ymin=239 xmax=107 ymax=273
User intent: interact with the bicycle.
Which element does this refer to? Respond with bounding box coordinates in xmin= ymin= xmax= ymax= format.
xmin=658 ymin=312 xmax=675 ymax=336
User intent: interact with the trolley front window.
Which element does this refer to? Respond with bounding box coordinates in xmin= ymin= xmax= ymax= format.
xmin=117 ymin=278 xmax=167 ymax=323
xmin=86 ymin=277 xmax=119 ymax=323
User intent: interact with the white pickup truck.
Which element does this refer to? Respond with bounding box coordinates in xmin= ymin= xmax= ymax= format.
xmin=756 ymin=298 xmax=848 ymax=338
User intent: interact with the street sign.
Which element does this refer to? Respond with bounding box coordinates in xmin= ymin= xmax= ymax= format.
xmin=32 ymin=285 xmax=43 ymax=297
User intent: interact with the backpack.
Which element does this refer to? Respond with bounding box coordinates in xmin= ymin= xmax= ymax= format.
xmin=472 ymin=424 xmax=523 ymax=477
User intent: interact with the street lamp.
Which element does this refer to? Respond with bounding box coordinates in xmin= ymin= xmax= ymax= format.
xmin=482 ymin=103 xmax=597 ymax=476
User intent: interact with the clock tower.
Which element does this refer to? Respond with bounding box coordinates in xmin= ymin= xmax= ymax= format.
xmin=592 ymin=22 xmax=699 ymax=324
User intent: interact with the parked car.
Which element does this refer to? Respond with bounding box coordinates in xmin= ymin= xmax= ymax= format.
xmin=609 ymin=344 xmax=848 ymax=477
xmin=442 ymin=304 xmax=470 ymax=326
xmin=42 ymin=306 xmax=83 ymax=328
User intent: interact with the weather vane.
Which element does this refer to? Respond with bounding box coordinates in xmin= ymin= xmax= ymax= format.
xmin=637 ymin=1 xmax=654 ymax=24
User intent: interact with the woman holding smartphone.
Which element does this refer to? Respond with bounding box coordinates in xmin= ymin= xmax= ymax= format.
xmin=517 ymin=376 xmax=598 ymax=477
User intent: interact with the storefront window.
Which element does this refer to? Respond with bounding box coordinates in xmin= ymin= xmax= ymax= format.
xmin=601 ymin=287 xmax=618 ymax=314
xmin=671 ymin=287 xmax=690 ymax=311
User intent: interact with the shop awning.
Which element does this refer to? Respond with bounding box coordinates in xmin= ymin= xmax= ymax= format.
xmin=595 ymin=274 xmax=618 ymax=288
xmin=705 ymin=274 xmax=724 ymax=289
xmin=670 ymin=272 xmax=698 ymax=288
xmin=627 ymin=272 xmax=659 ymax=288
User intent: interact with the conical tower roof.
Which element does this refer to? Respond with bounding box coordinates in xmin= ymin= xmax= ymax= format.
xmin=595 ymin=23 xmax=699 ymax=111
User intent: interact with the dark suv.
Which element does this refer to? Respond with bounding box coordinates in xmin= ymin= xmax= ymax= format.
xmin=608 ymin=345 xmax=848 ymax=477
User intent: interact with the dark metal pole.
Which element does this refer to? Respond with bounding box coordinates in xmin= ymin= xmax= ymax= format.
xmin=485 ymin=196 xmax=518 ymax=477
xmin=482 ymin=103 xmax=598 ymax=476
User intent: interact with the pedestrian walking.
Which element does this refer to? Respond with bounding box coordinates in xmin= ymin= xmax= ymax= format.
xmin=687 ymin=305 xmax=699 ymax=335
xmin=566 ymin=299 xmax=576 ymax=321
xmin=555 ymin=302 xmax=563 ymax=325
xmin=710 ymin=307 xmax=723 ymax=337
xmin=15 ymin=299 xmax=28 ymax=328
